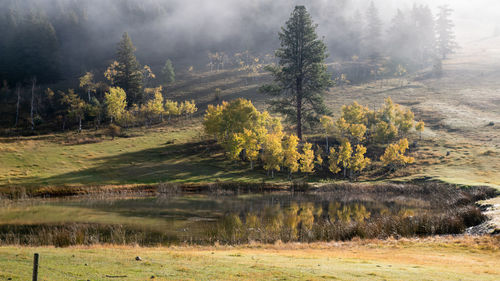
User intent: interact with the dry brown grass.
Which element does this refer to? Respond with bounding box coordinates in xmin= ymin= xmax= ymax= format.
xmin=3 ymin=235 xmax=498 ymax=280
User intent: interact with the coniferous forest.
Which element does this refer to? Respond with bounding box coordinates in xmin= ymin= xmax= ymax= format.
xmin=0 ymin=0 xmax=453 ymax=131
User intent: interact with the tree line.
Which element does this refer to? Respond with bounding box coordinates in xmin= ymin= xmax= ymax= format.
xmin=0 ymin=3 xmax=454 ymax=137
xmin=0 ymin=31 xmax=188 ymax=133
xmin=0 ymin=0 xmax=457 ymax=87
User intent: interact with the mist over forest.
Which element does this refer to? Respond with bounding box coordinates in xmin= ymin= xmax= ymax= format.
xmin=0 ymin=0 xmax=498 ymax=131
xmin=1 ymin=0 xmax=496 ymax=84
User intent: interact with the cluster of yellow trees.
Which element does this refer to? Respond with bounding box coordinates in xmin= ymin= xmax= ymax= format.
xmin=204 ymin=98 xmax=423 ymax=178
xmin=204 ymin=99 xmax=318 ymax=177
xmin=105 ymin=86 xmax=197 ymax=127
xmin=321 ymin=97 xmax=424 ymax=176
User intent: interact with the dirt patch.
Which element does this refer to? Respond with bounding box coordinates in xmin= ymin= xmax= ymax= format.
xmin=475 ymin=196 xmax=500 ymax=234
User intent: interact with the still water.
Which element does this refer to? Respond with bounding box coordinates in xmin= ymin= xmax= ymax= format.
xmin=0 ymin=188 xmax=486 ymax=245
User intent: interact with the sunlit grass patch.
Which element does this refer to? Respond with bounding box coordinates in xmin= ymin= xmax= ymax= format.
xmin=1 ymin=236 xmax=499 ymax=280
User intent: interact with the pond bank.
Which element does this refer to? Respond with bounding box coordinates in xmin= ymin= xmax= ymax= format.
xmin=0 ymin=182 xmax=293 ymax=199
xmin=1 ymin=180 xmax=497 ymax=199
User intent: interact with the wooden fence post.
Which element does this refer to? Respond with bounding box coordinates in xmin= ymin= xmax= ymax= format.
xmin=32 ymin=253 xmax=39 ymax=281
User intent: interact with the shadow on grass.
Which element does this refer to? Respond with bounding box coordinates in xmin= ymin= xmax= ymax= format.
xmin=1 ymin=140 xmax=270 ymax=188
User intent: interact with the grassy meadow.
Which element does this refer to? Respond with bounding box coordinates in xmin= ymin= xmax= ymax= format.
xmin=1 ymin=236 xmax=499 ymax=280
xmin=0 ymin=122 xmax=275 ymax=192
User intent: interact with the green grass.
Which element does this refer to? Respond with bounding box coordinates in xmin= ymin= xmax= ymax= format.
xmin=1 ymin=236 xmax=499 ymax=280
xmin=0 ymin=121 xmax=287 ymax=192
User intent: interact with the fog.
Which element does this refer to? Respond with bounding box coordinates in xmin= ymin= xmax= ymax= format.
xmin=1 ymin=0 xmax=499 ymax=129
xmin=1 ymin=0 xmax=498 ymax=79
xmin=392 ymin=0 xmax=500 ymax=42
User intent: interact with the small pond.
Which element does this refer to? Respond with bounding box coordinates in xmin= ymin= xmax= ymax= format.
xmin=0 ymin=183 xmax=495 ymax=246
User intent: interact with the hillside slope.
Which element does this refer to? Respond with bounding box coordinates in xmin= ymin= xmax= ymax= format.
xmin=1 ymin=39 xmax=499 ymax=190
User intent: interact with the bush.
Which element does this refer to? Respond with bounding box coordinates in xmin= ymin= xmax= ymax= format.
xmin=108 ymin=124 xmax=121 ymax=139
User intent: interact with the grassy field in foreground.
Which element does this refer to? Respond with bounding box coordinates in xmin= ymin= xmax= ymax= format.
xmin=0 ymin=236 xmax=499 ymax=280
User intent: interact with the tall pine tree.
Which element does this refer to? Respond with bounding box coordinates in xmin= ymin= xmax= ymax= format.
xmin=347 ymin=10 xmax=364 ymax=58
xmin=364 ymin=1 xmax=383 ymax=59
xmin=114 ymin=32 xmax=143 ymax=106
xmin=387 ymin=9 xmax=411 ymax=60
xmin=412 ymin=5 xmax=436 ymax=65
xmin=436 ymin=5 xmax=457 ymax=59
xmin=261 ymin=6 xmax=332 ymax=140
xmin=7 ymin=12 xmax=60 ymax=85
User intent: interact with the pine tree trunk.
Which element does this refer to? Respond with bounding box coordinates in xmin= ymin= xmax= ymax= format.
xmin=30 ymin=78 xmax=36 ymax=131
xmin=296 ymin=78 xmax=303 ymax=140
xmin=14 ymin=85 xmax=20 ymax=127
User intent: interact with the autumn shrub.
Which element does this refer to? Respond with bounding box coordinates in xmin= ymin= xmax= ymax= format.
xmin=107 ymin=124 xmax=121 ymax=139
xmin=380 ymin=138 xmax=415 ymax=170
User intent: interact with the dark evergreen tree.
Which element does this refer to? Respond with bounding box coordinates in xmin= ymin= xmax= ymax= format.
xmin=0 ymin=12 xmax=12 ymax=82
xmin=50 ymin=1 xmax=92 ymax=77
xmin=387 ymin=5 xmax=436 ymax=67
xmin=412 ymin=5 xmax=436 ymax=65
xmin=0 ymin=10 xmax=61 ymax=129
xmin=160 ymin=59 xmax=175 ymax=86
xmin=114 ymin=32 xmax=144 ymax=106
xmin=387 ymin=9 xmax=411 ymax=60
xmin=261 ymin=6 xmax=332 ymax=140
xmin=436 ymin=5 xmax=457 ymax=59
xmin=347 ymin=10 xmax=364 ymax=58
xmin=364 ymin=1 xmax=383 ymax=59
xmin=5 ymin=12 xmax=60 ymax=85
